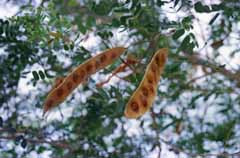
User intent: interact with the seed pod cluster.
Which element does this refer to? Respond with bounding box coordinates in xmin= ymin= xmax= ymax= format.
xmin=43 ymin=47 xmax=126 ymax=115
xmin=124 ymin=48 xmax=168 ymax=118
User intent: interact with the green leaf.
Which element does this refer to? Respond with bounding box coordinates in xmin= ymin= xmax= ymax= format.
xmin=194 ymin=2 xmax=211 ymax=13
xmin=21 ymin=138 xmax=27 ymax=148
xmin=203 ymin=92 xmax=212 ymax=101
xmin=111 ymin=18 xmax=121 ymax=27
xmin=120 ymin=15 xmax=133 ymax=25
xmin=182 ymin=16 xmax=193 ymax=30
xmin=70 ymin=43 xmax=74 ymax=50
xmin=133 ymin=3 xmax=141 ymax=16
xmin=32 ymin=71 xmax=39 ymax=80
xmin=78 ymin=23 xmax=87 ymax=34
xmin=189 ymin=94 xmax=203 ymax=108
xmin=92 ymin=1 xmax=112 ymax=16
xmin=0 ymin=24 xmax=3 ymax=35
xmin=38 ymin=70 xmax=45 ymax=80
xmin=86 ymin=16 xmax=96 ymax=28
xmin=68 ymin=0 xmax=78 ymax=7
xmin=125 ymin=0 xmax=130 ymax=4
xmin=130 ymin=0 xmax=138 ymax=10
xmin=15 ymin=135 xmax=24 ymax=142
xmin=157 ymin=0 xmax=166 ymax=6
xmin=113 ymin=137 xmax=122 ymax=146
xmin=37 ymin=146 xmax=47 ymax=153
xmin=187 ymin=42 xmax=195 ymax=52
xmin=0 ymin=116 xmax=2 ymax=127
xmin=114 ymin=8 xmax=129 ymax=13
xmin=173 ymin=29 xmax=185 ymax=40
xmin=206 ymin=120 xmax=236 ymax=142
xmin=44 ymin=70 xmax=54 ymax=78
xmin=174 ymin=0 xmax=180 ymax=7
xmin=182 ymin=16 xmax=192 ymax=25
xmin=211 ymin=3 xmax=224 ymax=11
xmin=180 ymin=35 xmax=190 ymax=50
xmin=64 ymin=44 xmax=69 ymax=50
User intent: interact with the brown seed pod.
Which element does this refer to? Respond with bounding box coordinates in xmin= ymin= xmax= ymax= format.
xmin=43 ymin=47 xmax=126 ymax=116
xmin=124 ymin=48 xmax=168 ymax=118
xmin=47 ymin=77 xmax=65 ymax=94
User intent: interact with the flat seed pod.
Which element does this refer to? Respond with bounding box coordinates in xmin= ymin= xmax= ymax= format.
xmin=48 ymin=77 xmax=65 ymax=93
xmin=124 ymin=48 xmax=168 ymax=118
xmin=43 ymin=47 xmax=126 ymax=116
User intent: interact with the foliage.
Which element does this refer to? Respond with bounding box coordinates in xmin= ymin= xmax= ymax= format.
xmin=0 ymin=0 xmax=240 ymax=158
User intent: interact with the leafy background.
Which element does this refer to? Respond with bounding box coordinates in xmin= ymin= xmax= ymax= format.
xmin=0 ymin=0 xmax=240 ymax=158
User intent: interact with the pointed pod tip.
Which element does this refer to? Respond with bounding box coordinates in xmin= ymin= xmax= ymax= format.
xmin=42 ymin=104 xmax=48 ymax=118
xmin=42 ymin=111 xmax=46 ymax=118
xmin=158 ymin=48 xmax=168 ymax=54
xmin=114 ymin=46 xmax=127 ymax=51
xmin=117 ymin=47 xmax=127 ymax=52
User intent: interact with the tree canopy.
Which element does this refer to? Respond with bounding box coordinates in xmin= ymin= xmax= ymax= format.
xmin=0 ymin=0 xmax=240 ymax=158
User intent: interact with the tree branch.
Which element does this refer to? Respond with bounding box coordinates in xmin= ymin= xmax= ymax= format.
xmin=183 ymin=52 xmax=240 ymax=87
xmin=159 ymin=136 xmax=240 ymax=158
xmin=150 ymin=109 xmax=162 ymax=158
xmin=0 ymin=128 xmax=72 ymax=150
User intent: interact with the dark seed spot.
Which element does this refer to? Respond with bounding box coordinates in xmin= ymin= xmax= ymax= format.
xmin=46 ymin=99 xmax=53 ymax=108
xmin=80 ymin=70 xmax=85 ymax=76
xmin=100 ymin=55 xmax=106 ymax=63
xmin=66 ymin=82 xmax=73 ymax=90
xmin=148 ymin=72 xmax=157 ymax=83
xmin=155 ymin=56 xmax=160 ymax=66
xmin=160 ymin=53 xmax=166 ymax=62
xmin=142 ymin=87 xmax=148 ymax=97
xmin=111 ymin=52 xmax=117 ymax=59
xmin=148 ymin=85 xmax=155 ymax=94
xmin=141 ymin=97 xmax=148 ymax=108
xmin=147 ymin=78 xmax=153 ymax=84
xmin=72 ymin=73 xmax=79 ymax=83
xmin=57 ymin=88 xmax=64 ymax=97
xmin=86 ymin=64 xmax=93 ymax=73
xmin=131 ymin=102 xmax=139 ymax=112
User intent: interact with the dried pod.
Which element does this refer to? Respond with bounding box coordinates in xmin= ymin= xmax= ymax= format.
xmin=43 ymin=47 xmax=126 ymax=116
xmin=124 ymin=48 xmax=168 ymax=118
xmin=48 ymin=77 xmax=65 ymax=94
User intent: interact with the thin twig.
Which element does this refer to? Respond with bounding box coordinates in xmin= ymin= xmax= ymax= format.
xmin=185 ymin=71 xmax=214 ymax=85
xmin=182 ymin=52 xmax=240 ymax=87
xmin=150 ymin=109 xmax=162 ymax=158
xmin=0 ymin=135 xmax=71 ymax=149
xmin=0 ymin=128 xmax=72 ymax=151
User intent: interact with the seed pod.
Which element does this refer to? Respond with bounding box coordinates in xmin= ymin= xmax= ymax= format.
xmin=48 ymin=77 xmax=65 ymax=93
xmin=124 ymin=48 xmax=168 ymax=118
xmin=43 ymin=47 xmax=126 ymax=116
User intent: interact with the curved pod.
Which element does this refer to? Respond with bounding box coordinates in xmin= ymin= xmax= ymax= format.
xmin=124 ymin=48 xmax=168 ymax=118
xmin=43 ymin=47 xmax=126 ymax=115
